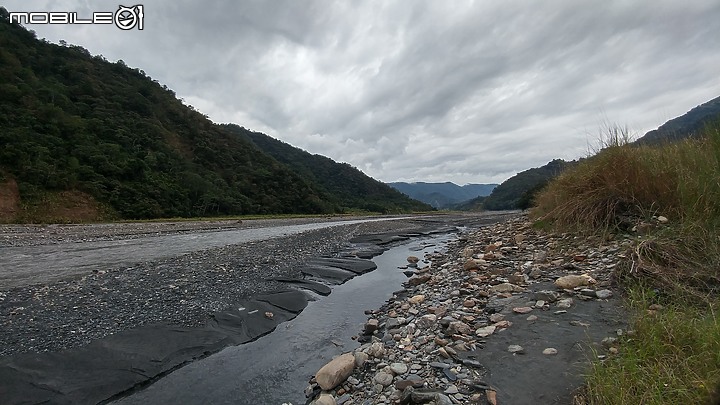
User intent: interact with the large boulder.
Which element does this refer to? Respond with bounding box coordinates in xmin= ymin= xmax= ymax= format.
xmin=315 ymin=353 xmax=355 ymax=390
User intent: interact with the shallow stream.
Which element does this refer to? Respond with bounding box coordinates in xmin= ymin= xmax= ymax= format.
xmin=112 ymin=233 xmax=455 ymax=405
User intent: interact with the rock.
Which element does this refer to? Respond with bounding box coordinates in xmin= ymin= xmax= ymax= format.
xmin=507 ymin=273 xmax=526 ymax=285
xmin=512 ymin=306 xmax=533 ymax=314
xmin=390 ymin=362 xmax=408 ymax=375
xmin=580 ymin=289 xmax=597 ymax=297
xmin=489 ymin=283 xmax=524 ymax=293
xmin=508 ymin=344 xmax=524 ymax=354
xmin=535 ymin=300 xmax=546 ymax=308
xmin=556 ymin=298 xmax=574 ymax=309
xmin=408 ymin=294 xmax=425 ymax=305
xmin=489 ymin=313 xmax=505 ymax=322
xmin=526 ymin=315 xmax=538 ymax=321
xmin=416 ymin=314 xmax=437 ymax=329
xmin=264 ymin=311 xmax=274 ymax=319
xmin=373 ymin=371 xmax=394 ymax=387
xmin=514 ymin=234 xmax=526 ymax=245
xmin=315 ymin=353 xmax=356 ymax=391
xmin=543 ymin=348 xmax=558 ymax=355
xmin=554 ymin=274 xmax=596 ymax=289
xmin=535 ymin=290 xmax=559 ymax=302
xmin=475 ymin=325 xmax=496 ymax=337
xmin=447 ymin=321 xmax=473 ymax=335
xmin=367 ymin=342 xmax=386 ymax=358
xmin=463 ymin=259 xmax=479 ymax=271
xmin=363 ymin=319 xmax=379 ymax=334
xmin=407 ymin=256 xmax=420 ymax=263
xmin=312 ymin=393 xmax=337 ymax=405
xmin=354 ymin=351 xmax=369 ymax=367
xmin=395 ymin=375 xmax=423 ymax=390
xmin=445 ymin=384 xmax=459 ymax=394
xmin=463 ymin=299 xmax=476 ymax=308
xmin=407 ymin=274 xmax=431 ymax=286
xmin=657 ymin=215 xmax=669 ymax=224
xmin=596 ymin=289 xmax=613 ymax=299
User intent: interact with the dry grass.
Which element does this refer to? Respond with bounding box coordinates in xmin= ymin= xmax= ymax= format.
xmin=530 ymin=122 xmax=720 ymax=404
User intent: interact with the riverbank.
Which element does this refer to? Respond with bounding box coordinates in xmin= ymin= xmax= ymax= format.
xmin=306 ymin=214 xmax=627 ymax=404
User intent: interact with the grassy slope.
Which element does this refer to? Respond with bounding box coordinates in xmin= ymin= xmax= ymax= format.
xmin=531 ymin=124 xmax=720 ymax=404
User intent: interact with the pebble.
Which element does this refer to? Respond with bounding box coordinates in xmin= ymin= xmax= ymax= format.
xmin=308 ymin=214 xmax=624 ymax=404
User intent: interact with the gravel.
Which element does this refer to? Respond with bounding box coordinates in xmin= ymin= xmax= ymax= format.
xmin=0 ymin=218 xmax=428 ymax=357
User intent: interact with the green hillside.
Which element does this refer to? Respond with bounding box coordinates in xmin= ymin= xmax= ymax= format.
xmin=0 ymin=11 xmax=425 ymax=221
xmin=483 ymin=159 xmax=574 ymax=210
xmin=225 ymin=126 xmax=432 ymax=213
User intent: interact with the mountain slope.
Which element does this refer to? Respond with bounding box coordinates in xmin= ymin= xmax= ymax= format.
xmin=483 ymin=159 xmax=574 ymax=210
xmin=389 ymin=182 xmax=497 ymax=208
xmin=636 ymin=95 xmax=720 ymax=144
xmin=228 ymin=126 xmax=432 ymax=213
xmin=0 ymin=12 xmax=423 ymax=221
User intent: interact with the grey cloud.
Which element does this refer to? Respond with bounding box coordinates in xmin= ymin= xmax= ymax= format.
xmin=5 ymin=0 xmax=720 ymax=184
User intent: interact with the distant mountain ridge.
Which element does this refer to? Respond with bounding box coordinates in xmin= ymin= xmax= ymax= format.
xmin=636 ymin=95 xmax=720 ymax=144
xmin=388 ymin=182 xmax=497 ymax=209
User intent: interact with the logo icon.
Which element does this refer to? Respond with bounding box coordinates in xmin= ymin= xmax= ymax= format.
xmin=114 ymin=5 xmax=143 ymax=30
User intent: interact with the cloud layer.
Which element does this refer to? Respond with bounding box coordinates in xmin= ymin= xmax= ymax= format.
xmin=7 ymin=0 xmax=720 ymax=183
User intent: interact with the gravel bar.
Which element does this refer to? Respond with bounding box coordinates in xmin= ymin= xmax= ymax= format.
xmin=0 ymin=217 xmax=444 ymax=357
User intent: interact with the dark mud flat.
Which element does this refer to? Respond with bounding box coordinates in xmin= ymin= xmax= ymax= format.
xmin=463 ymin=282 xmax=626 ymax=404
xmin=0 ymin=214 xmax=508 ymax=404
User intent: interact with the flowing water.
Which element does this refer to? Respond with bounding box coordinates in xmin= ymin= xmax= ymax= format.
xmin=0 ymin=217 xmax=410 ymax=289
xmin=112 ymin=233 xmax=455 ymax=405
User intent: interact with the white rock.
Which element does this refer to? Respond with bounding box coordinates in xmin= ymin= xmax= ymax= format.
xmin=475 ymin=325 xmax=497 ymax=337
xmin=543 ymin=348 xmax=558 ymax=355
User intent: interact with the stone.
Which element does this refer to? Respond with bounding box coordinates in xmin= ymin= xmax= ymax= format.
xmin=512 ymin=306 xmax=533 ymax=314
xmin=508 ymin=344 xmax=524 ymax=354
xmin=464 ymin=259 xmax=479 ymax=271
xmin=507 ymin=273 xmax=526 ymax=285
xmin=445 ymin=384 xmax=459 ymax=395
xmin=556 ymin=298 xmax=574 ymax=309
xmin=447 ymin=321 xmax=472 ymax=335
xmin=367 ymin=342 xmax=386 ymax=358
xmin=390 ymin=362 xmax=408 ymax=375
xmin=407 ymin=274 xmax=431 ymax=286
xmin=373 ymin=371 xmax=394 ymax=387
xmin=313 ymin=393 xmax=337 ymax=405
xmin=489 ymin=313 xmax=505 ymax=322
xmin=514 ymin=234 xmax=526 ymax=245
xmin=526 ymin=315 xmax=538 ymax=321
xmin=264 ymin=311 xmax=274 ymax=319
xmin=407 ymin=256 xmax=420 ymax=263
xmin=475 ymin=325 xmax=497 ymax=337
xmin=489 ymin=283 xmax=524 ymax=293
xmin=417 ymin=314 xmax=437 ymax=329
xmin=315 ymin=353 xmax=356 ymax=390
xmin=535 ymin=300 xmax=546 ymax=308
xmin=354 ymin=351 xmax=369 ymax=367
xmin=395 ymin=375 xmax=424 ymax=390
xmin=657 ymin=215 xmax=669 ymax=224
xmin=463 ymin=299 xmax=476 ymax=308
xmin=596 ymin=289 xmax=613 ymax=299
xmin=543 ymin=348 xmax=558 ymax=355
xmin=554 ymin=274 xmax=596 ymax=289
xmin=364 ymin=319 xmax=379 ymax=334
xmin=408 ymin=294 xmax=425 ymax=305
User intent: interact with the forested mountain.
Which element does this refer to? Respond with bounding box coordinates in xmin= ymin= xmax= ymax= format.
xmin=225 ymin=126 xmax=432 ymax=213
xmin=0 ymin=11 xmax=427 ymax=221
xmin=635 ymin=95 xmax=720 ymax=144
xmin=482 ymin=159 xmax=574 ymax=210
xmin=388 ymin=182 xmax=496 ymax=209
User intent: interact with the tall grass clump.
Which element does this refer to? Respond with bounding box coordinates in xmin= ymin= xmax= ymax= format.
xmin=532 ymin=123 xmax=720 ymax=291
xmin=532 ymin=122 xmax=720 ymax=404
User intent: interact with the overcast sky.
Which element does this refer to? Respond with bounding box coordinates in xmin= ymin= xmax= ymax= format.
xmin=6 ymin=1 xmax=720 ymax=184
